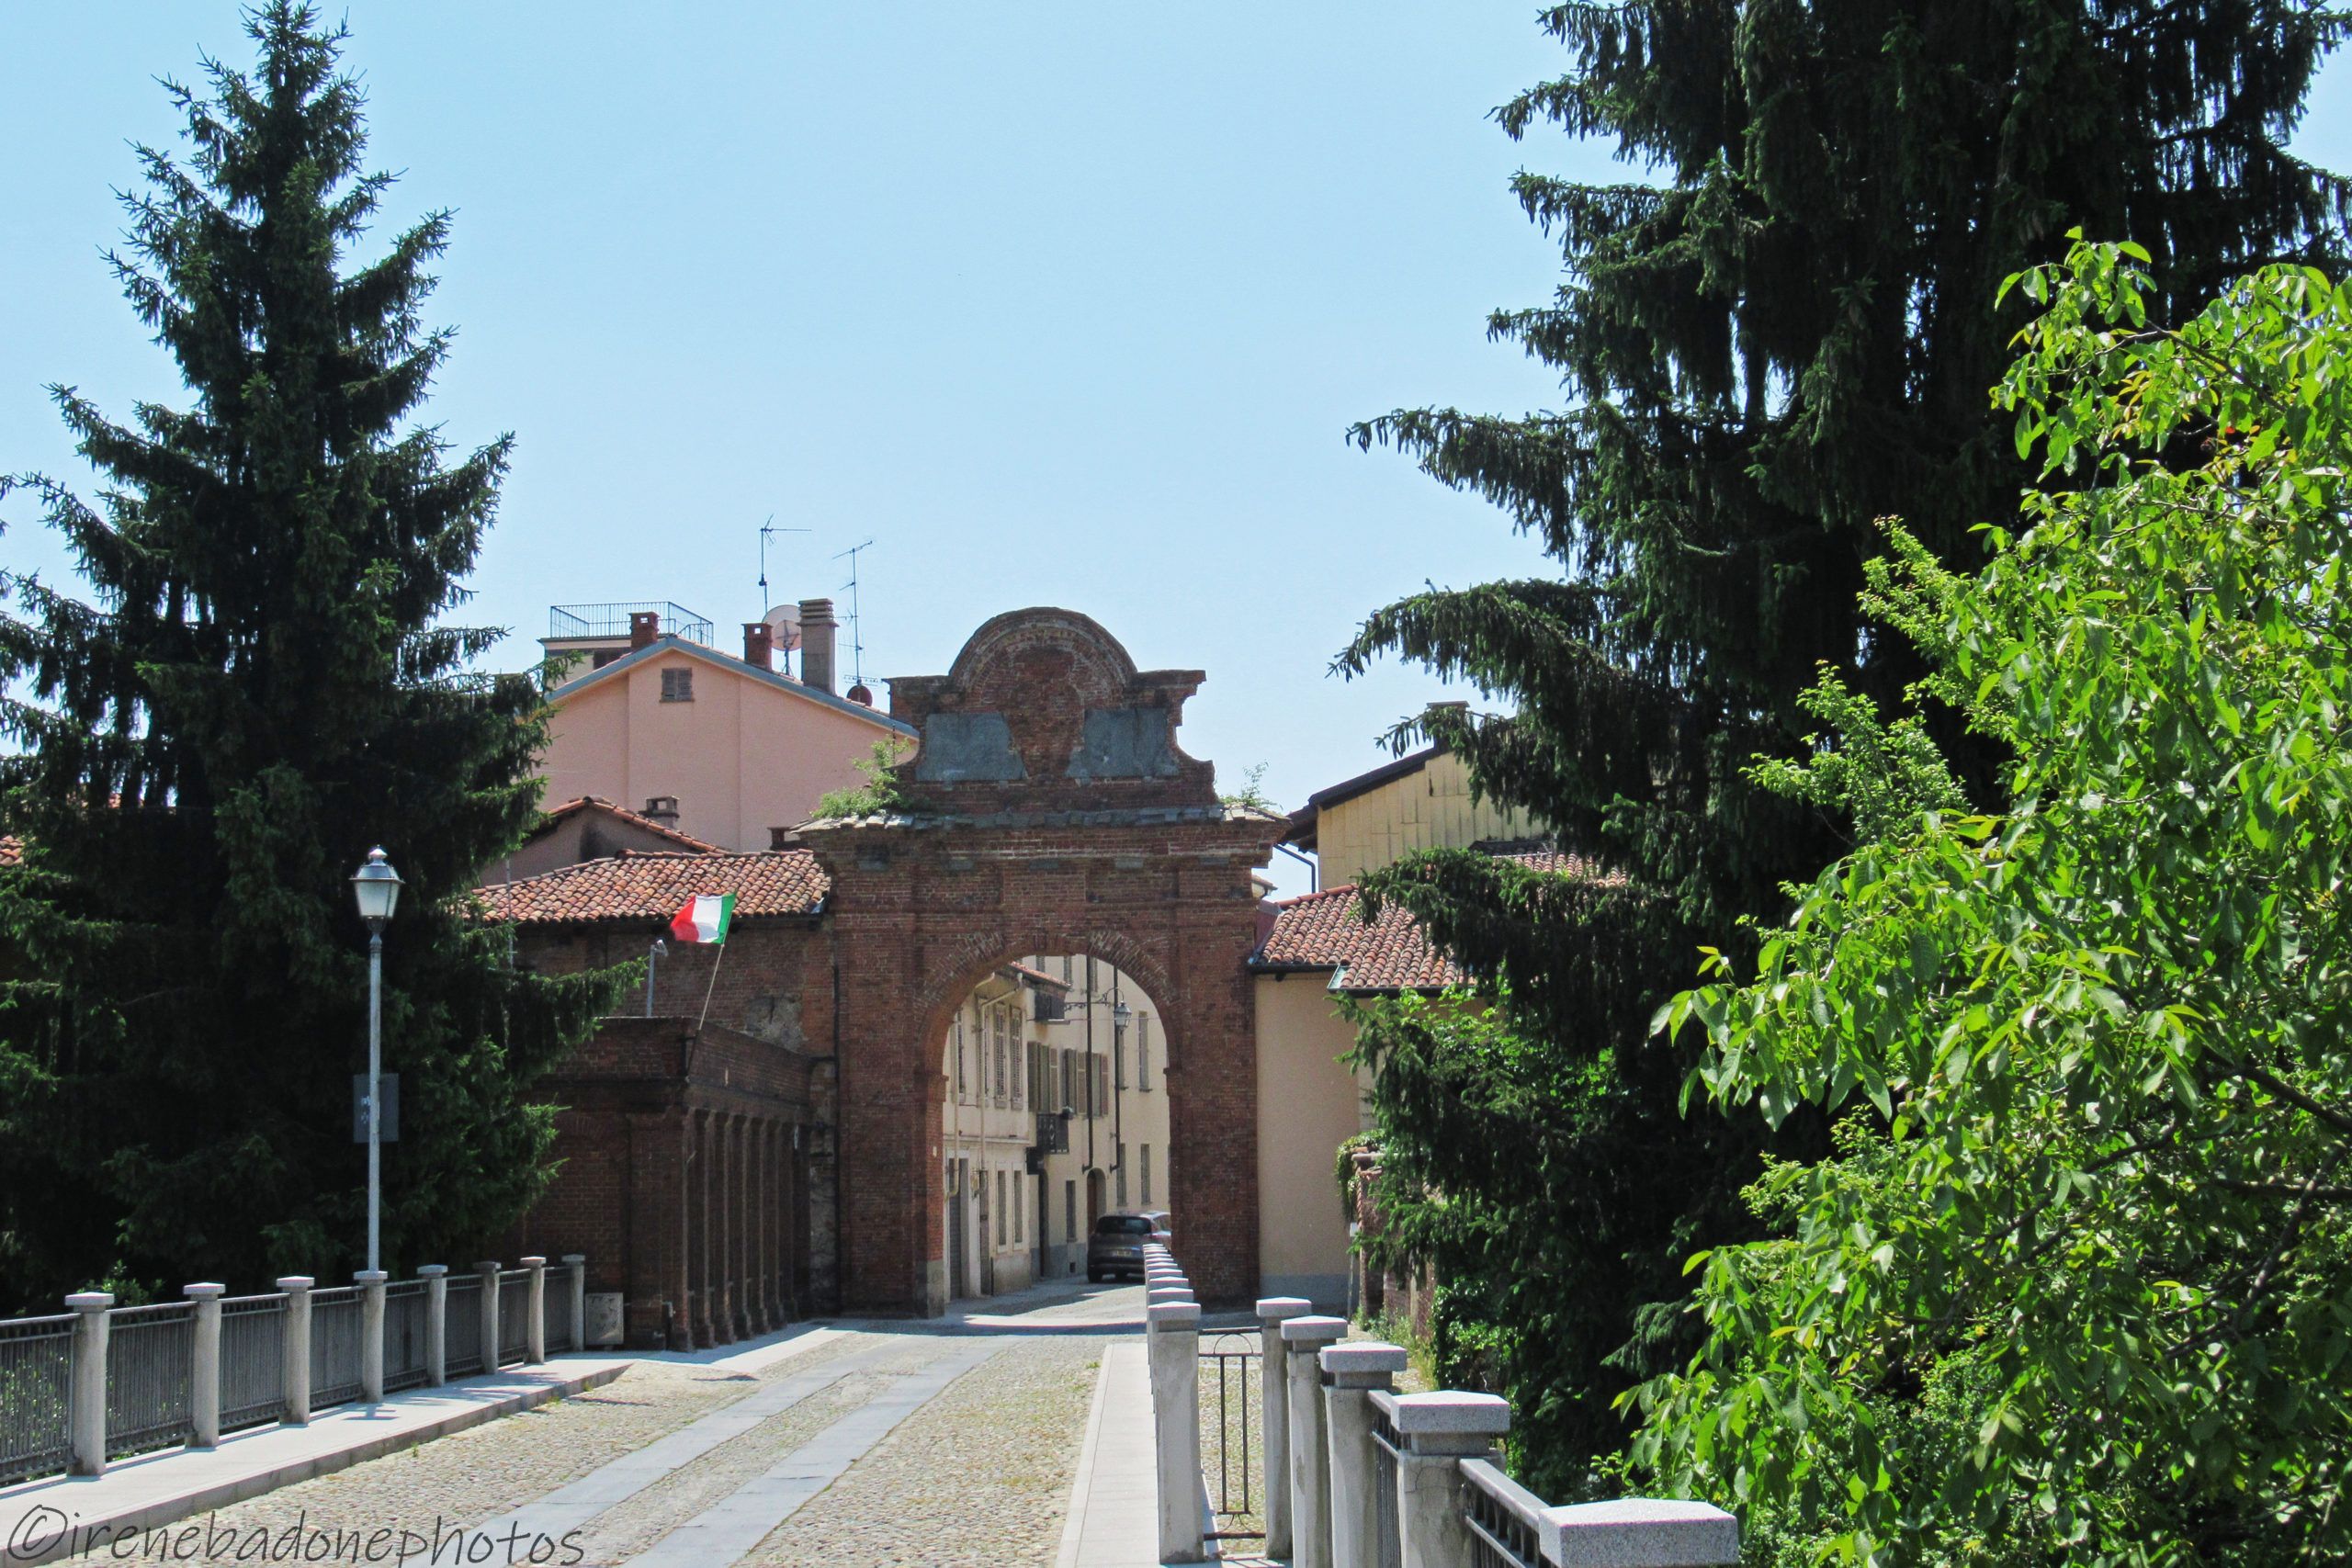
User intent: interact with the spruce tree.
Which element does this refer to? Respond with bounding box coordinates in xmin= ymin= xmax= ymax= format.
xmin=1340 ymin=0 xmax=2352 ymax=1493
xmin=0 ymin=3 xmax=621 ymax=1308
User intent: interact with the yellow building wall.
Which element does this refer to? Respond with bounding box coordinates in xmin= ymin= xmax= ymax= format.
xmin=1254 ymin=971 xmax=1370 ymax=1308
xmin=1316 ymin=751 xmax=1544 ymax=886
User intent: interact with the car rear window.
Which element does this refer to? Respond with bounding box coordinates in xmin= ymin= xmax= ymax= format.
xmin=1096 ymin=1215 xmax=1154 ymax=1235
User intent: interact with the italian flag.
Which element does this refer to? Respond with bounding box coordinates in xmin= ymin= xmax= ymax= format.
xmin=669 ymin=893 xmax=735 ymax=945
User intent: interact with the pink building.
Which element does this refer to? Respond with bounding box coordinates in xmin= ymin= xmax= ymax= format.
xmin=535 ymin=598 xmax=914 ymax=852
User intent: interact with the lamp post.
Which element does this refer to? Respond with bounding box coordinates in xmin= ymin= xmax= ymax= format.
xmin=1111 ymin=1000 xmax=1132 ymax=1199
xmin=350 ymin=848 xmax=403 ymax=1274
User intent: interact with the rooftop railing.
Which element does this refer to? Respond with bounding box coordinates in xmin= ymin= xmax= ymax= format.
xmin=548 ymin=602 xmax=714 ymax=646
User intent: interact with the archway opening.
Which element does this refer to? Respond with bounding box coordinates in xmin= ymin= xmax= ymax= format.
xmin=934 ymin=953 xmax=1174 ymax=1300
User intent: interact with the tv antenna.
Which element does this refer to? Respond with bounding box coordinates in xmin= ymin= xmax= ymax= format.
xmin=758 ymin=514 xmax=810 ymax=612
xmin=834 ymin=538 xmax=875 ymax=691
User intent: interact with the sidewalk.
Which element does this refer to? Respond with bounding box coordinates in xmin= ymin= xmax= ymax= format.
xmin=1055 ymin=1337 xmax=1161 ymax=1568
xmin=0 ymin=1356 xmax=628 ymax=1566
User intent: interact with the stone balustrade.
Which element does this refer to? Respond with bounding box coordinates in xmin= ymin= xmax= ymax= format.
xmin=1129 ymin=1245 xmax=1742 ymax=1567
xmin=0 ymin=1257 xmax=591 ymax=1487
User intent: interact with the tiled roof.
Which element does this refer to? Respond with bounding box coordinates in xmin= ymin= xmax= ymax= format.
xmin=477 ymin=851 xmax=828 ymax=927
xmin=1250 ymin=847 xmax=1614 ymax=993
xmin=537 ymin=795 xmax=723 ymax=854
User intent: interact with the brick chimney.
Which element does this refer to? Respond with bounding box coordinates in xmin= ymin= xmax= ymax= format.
xmin=798 ymin=598 xmax=838 ymax=694
xmin=742 ymin=621 xmax=774 ymax=671
xmin=628 ymin=610 xmax=662 ymax=649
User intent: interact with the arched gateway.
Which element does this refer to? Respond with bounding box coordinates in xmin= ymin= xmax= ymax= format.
xmin=795 ymin=609 xmax=1283 ymax=1314
xmin=496 ymin=607 xmax=1284 ymax=1332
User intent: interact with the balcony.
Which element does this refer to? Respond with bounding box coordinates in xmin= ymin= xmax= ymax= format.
xmin=1034 ymin=1111 xmax=1069 ymax=1156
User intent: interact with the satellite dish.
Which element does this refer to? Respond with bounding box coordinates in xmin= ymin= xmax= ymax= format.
xmin=763 ymin=604 xmax=802 ymax=652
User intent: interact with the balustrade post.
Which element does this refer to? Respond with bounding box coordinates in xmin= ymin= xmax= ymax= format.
xmin=522 ymin=1256 xmax=548 ymax=1365
xmin=1323 ymin=1340 xmax=1408 ymax=1566
xmin=186 ymin=1283 xmax=225 ymax=1449
xmin=277 ymin=1277 xmax=314 ymax=1426
xmin=66 ymin=1290 xmax=114 ymax=1475
xmin=1147 ymin=1300 xmax=1204 ymax=1563
xmin=1255 ymin=1296 xmax=1310 ymax=1559
xmin=1378 ymin=1391 xmax=1510 ymax=1568
xmin=419 ymin=1265 xmax=448 ymax=1386
xmin=1281 ymin=1314 xmax=1348 ymax=1568
xmin=562 ymin=1255 xmax=587 ymax=1353
xmin=356 ymin=1269 xmax=389 ymax=1403
xmin=475 ymin=1261 xmax=501 ymax=1372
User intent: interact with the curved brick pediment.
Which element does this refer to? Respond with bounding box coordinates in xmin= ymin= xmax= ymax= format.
xmin=888 ymin=608 xmax=1216 ymax=813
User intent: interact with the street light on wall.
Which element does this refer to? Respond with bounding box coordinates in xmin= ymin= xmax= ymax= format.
xmin=349 ymin=848 xmax=403 ymax=1275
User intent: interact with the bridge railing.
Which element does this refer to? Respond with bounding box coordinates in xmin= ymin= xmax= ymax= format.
xmin=1137 ymin=1236 xmax=1739 ymax=1567
xmin=0 ymin=1254 xmax=587 ymax=1486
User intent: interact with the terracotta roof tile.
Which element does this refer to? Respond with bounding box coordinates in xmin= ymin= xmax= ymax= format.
xmin=0 ymin=835 xmax=19 ymax=867
xmin=477 ymin=851 xmax=827 ymax=927
xmin=537 ymin=795 xmax=724 ymax=854
xmin=1251 ymin=847 xmax=1614 ymax=993
xmin=1005 ymin=961 xmax=1072 ymax=991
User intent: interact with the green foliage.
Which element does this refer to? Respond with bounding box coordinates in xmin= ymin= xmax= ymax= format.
xmin=1340 ymin=0 xmax=2350 ymax=1496
xmin=0 ymin=4 xmax=623 ymax=1307
xmin=1219 ymin=761 xmax=1278 ymax=815
xmin=810 ymin=738 xmax=914 ymax=819
xmin=1334 ymin=1129 xmax=1374 ymax=1222
xmin=1638 ymin=244 xmax=2352 ymax=1563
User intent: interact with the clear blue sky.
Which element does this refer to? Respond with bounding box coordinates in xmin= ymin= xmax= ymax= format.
xmin=5 ymin=6 xmax=2348 ymax=894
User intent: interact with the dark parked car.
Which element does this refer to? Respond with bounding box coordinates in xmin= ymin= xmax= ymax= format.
xmin=1087 ymin=1212 xmax=1159 ymax=1281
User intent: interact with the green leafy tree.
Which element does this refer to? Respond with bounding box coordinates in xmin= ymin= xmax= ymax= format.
xmin=1340 ymin=1 xmax=2350 ymax=1493
xmin=1640 ymin=243 xmax=2352 ymax=1564
xmin=0 ymin=3 xmax=622 ymax=1307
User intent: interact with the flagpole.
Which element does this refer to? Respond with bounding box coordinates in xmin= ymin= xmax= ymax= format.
xmin=696 ymin=932 xmax=728 ymax=1035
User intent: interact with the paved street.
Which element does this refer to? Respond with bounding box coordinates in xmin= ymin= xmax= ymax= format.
xmin=53 ymin=1282 xmax=1159 ymax=1568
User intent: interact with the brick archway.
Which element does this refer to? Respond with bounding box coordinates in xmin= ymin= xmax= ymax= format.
xmin=799 ymin=609 xmax=1281 ymax=1314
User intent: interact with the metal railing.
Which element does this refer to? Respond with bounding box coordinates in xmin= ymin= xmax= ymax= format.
xmin=0 ymin=1314 xmax=74 ymax=1485
xmin=385 ymin=1281 xmax=431 ymax=1393
xmin=548 ymin=601 xmax=713 ymax=645
xmin=443 ymin=1276 xmax=484 ymax=1377
xmin=310 ymin=1286 xmax=366 ymax=1408
xmin=219 ymin=1295 xmax=287 ymax=1432
xmin=1370 ymin=1403 xmax=1404 ymax=1568
xmin=496 ymin=1269 xmax=533 ymax=1367
xmin=1462 ymin=1457 xmax=1546 ymax=1568
xmin=1200 ymin=1331 xmax=1264 ymax=1542
xmin=105 ymin=1301 xmax=195 ymax=1459
xmin=546 ymin=1275 xmax=578 ymax=1355
xmin=0 ymin=1255 xmax=583 ymax=1487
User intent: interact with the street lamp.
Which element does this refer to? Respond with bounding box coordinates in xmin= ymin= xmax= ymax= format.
xmin=350 ymin=848 xmax=403 ymax=1274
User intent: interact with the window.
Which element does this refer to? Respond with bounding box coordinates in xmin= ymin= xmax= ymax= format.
xmin=994 ymin=1040 xmax=1007 ymax=1107
xmin=953 ymin=1019 xmax=967 ymax=1103
xmin=1136 ymin=1015 xmax=1151 ymax=1090
xmin=1116 ymin=1145 xmax=1128 ymax=1208
xmin=660 ymin=667 xmax=694 ymax=702
xmin=996 ymin=1171 xmax=1007 ymax=1247
xmin=1012 ymin=1173 xmax=1023 ymax=1242
xmin=1114 ymin=1024 xmax=1125 ymax=1090
xmin=1060 ymin=954 xmax=1073 ymax=982
xmin=1065 ymin=1181 xmax=1077 ymax=1248
xmin=1011 ymin=1032 xmax=1024 ymax=1110
xmin=1060 ymin=1050 xmax=1077 ymax=1113
xmin=1141 ymin=1145 xmax=1152 ymax=1204
xmin=1093 ymin=1055 xmax=1110 ymax=1118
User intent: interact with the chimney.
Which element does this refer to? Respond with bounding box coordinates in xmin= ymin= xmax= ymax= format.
xmin=798 ymin=598 xmax=838 ymax=694
xmin=742 ymin=621 xmax=774 ymax=671
xmin=628 ymin=611 xmax=662 ymax=649
xmin=642 ymin=795 xmax=680 ymax=827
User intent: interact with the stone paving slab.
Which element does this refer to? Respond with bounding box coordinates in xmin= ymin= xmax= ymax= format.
xmin=0 ymin=1356 xmax=630 ymax=1566
xmin=469 ymin=1337 xmax=904 ymax=1547
xmin=629 ymin=1338 xmax=1003 ymax=1567
xmin=1056 ymin=1338 xmax=1162 ymax=1568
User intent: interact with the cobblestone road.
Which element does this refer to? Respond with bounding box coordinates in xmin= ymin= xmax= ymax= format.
xmin=60 ymin=1284 xmax=1146 ymax=1568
